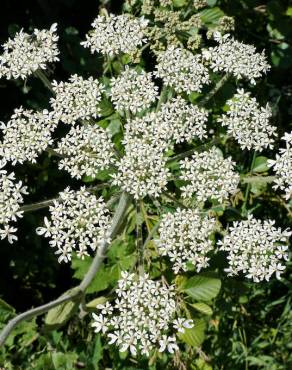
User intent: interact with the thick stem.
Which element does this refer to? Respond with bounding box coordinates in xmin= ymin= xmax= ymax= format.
xmin=0 ymin=192 xmax=132 ymax=347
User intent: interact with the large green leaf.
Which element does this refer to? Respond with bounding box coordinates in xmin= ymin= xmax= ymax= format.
xmin=252 ymin=156 xmax=269 ymax=173
xmin=178 ymin=319 xmax=206 ymax=347
xmin=191 ymin=302 xmax=213 ymax=316
xmin=183 ymin=274 xmax=221 ymax=301
xmin=200 ymin=7 xmax=224 ymax=24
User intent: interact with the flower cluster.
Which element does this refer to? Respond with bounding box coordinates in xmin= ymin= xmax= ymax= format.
xmin=156 ymin=208 xmax=216 ymax=273
xmin=0 ymin=171 xmax=28 ymax=243
xmin=36 ymin=188 xmax=111 ymax=263
xmin=111 ymin=139 xmax=170 ymax=199
xmin=218 ymin=216 xmax=291 ymax=282
xmin=155 ymin=46 xmax=210 ymax=94
xmin=123 ymin=96 xmax=208 ymax=149
xmin=202 ymin=32 xmax=270 ymax=84
xmin=0 ymin=24 xmax=59 ymax=80
xmin=92 ymin=271 xmax=193 ymax=356
xmin=0 ymin=107 xmax=57 ymax=165
xmin=218 ymin=89 xmax=276 ymax=152
xmin=110 ymin=68 xmax=158 ymax=114
xmin=180 ymin=147 xmax=240 ymax=203
xmin=50 ymin=75 xmax=104 ymax=125
xmin=268 ymin=132 xmax=292 ymax=200
xmin=81 ymin=14 xmax=148 ymax=56
xmin=56 ymin=124 xmax=115 ymax=179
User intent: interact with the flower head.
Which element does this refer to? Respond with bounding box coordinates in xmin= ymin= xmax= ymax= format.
xmin=36 ymin=187 xmax=111 ymax=263
xmin=268 ymin=132 xmax=292 ymax=200
xmin=0 ymin=24 xmax=59 ymax=80
xmin=111 ymin=139 xmax=170 ymax=199
xmin=180 ymin=147 xmax=239 ymax=203
xmin=156 ymin=208 xmax=216 ymax=273
xmin=81 ymin=14 xmax=148 ymax=56
xmin=0 ymin=171 xmax=28 ymax=243
xmin=92 ymin=272 xmax=193 ymax=356
xmin=202 ymin=32 xmax=270 ymax=84
xmin=50 ymin=75 xmax=104 ymax=125
xmin=154 ymin=46 xmax=210 ymax=94
xmin=56 ymin=124 xmax=115 ymax=179
xmin=218 ymin=89 xmax=276 ymax=152
xmin=0 ymin=107 xmax=57 ymax=165
xmin=218 ymin=215 xmax=291 ymax=282
xmin=110 ymin=68 xmax=158 ymax=114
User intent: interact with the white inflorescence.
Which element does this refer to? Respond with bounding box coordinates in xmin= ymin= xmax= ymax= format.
xmin=0 ymin=107 xmax=58 ymax=165
xmin=36 ymin=187 xmax=111 ymax=263
xmin=56 ymin=124 xmax=115 ymax=179
xmin=268 ymin=132 xmax=292 ymax=200
xmin=0 ymin=24 xmax=59 ymax=80
xmin=92 ymin=271 xmax=193 ymax=356
xmin=81 ymin=14 xmax=148 ymax=56
xmin=202 ymin=32 xmax=270 ymax=84
xmin=218 ymin=215 xmax=291 ymax=282
xmin=123 ymin=96 xmax=208 ymax=149
xmin=218 ymin=89 xmax=276 ymax=152
xmin=0 ymin=171 xmax=28 ymax=244
xmin=154 ymin=46 xmax=210 ymax=94
xmin=156 ymin=208 xmax=216 ymax=273
xmin=111 ymin=139 xmax=170 ymax=199
xmin=110 ymin=68 xmax=158 ymax=114
xmin=50 ymin=75 xmax=104 ymax=125
xmin=180 ymin=147 xmax=240 ymax=203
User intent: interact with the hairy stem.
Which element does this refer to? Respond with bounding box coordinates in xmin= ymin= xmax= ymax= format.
xmin=0 ymin=192 xmax=132 ymax=346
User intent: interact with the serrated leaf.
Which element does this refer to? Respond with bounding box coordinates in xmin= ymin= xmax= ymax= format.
xmin=183 ymin=274 xmax=221 ymax=301
xmin=178 ymin=319 xmax=206 ymax=347
xmin=191 ymin=302 xmax=213 ymax=315
xmin=252 ymin=156 xmax=269 ymax=173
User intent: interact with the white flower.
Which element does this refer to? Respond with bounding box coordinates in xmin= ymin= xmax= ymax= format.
xmin=0 ymin=171 xmax=28 ymax=243
xmin=180 ymin=147 xmax=239 ymax=203
xmin=268 ymin=132 xmax=292 ymax=200
xmin=110 ymin=67 xmax=158 ymax=114
xmin=50 ymin=75 xmax=104 ymax=125
xmin=218 ymin=89 xmax=276 ymax=152
xmin=111 ymin=139 xmax=170 ymax=199
xmin=0 ymin=107 xmax=58 ymax=165
xmin=123 ymin=96 xmax=208 ymax=151
xmin=0 ymin=24 xmax=59 ymax=80
xmin=218 ymin=215 xmax=291 ymax=282
xmin=202 ymin=32 xmax=270 ymax=84
xmin=155 ymin=208 xmax=216 ymax=273
xmin=92 ymin=272 xmax=192 ymax=356
xmin=81 ymin=14 xmax=148 ymax=56
xmin=36 ymin=187 xmax=111 ymax=263
xmin=56 ymin=124 xmax=115 ymax=179
xmin=154 ymin=46 xmax=210 ymax=94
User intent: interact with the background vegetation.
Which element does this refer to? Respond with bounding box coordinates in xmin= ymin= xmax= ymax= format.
xmin=0 ymin=0 xmax=291 ymax=369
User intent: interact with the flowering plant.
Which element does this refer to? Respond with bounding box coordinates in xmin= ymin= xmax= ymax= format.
xmin=0 ymin=0 xmax=291 ymax=368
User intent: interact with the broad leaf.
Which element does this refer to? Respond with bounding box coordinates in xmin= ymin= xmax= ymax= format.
xmin=183 ymin=274 xmax=221 ymax=301
xmin=178 ymin=319 xmax=206 ymax=347
xmin=191 ymin=302 xmax=213 ymax=316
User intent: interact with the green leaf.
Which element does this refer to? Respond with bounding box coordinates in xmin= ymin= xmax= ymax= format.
xmin=172 ymin=0 xmax=187 ymax=8
xmin=178 ymin=319 xmax=206 ymax=347
xmin=252 ymin=156 xmax=269 ymax=173
xmin=183 ymin=274 xmax=221 ymax=301
xmin=200 ymin=7 xmax=224 ymax=24
xmin=191 ymin=302 xmax=213 ymax=316
xmin=0 ymin=298 xmax=14 ymax=312
xmin=99 ymin=99 xmax=114 ymax=117
xmin=107 ymin=119 xmax=121 ymax=137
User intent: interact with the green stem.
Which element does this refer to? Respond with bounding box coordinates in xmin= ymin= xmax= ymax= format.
xmin=199 ymin=74 xmax=230 ymax=106
xmin=242 ymin=151 xmax=257 ymax=215
xmin=156 ymin=85 xmax=169 ymax=112
xmin=34 ymin=70 xmax=54 ymax=93
xmin=0 ymin=192 xmax=132 ymax=347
